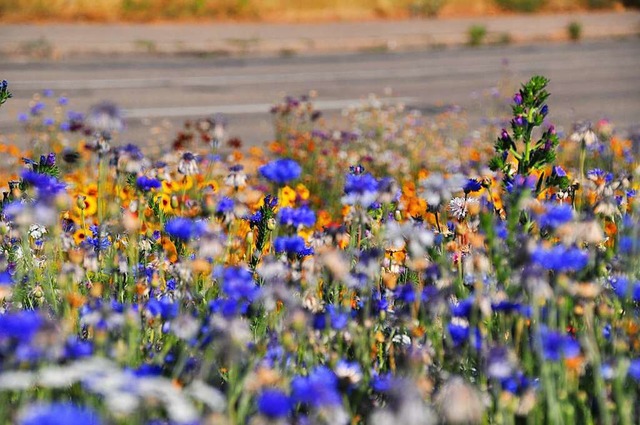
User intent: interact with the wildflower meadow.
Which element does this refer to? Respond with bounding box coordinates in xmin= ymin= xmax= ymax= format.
xmin=0 ymin=72 xmax=639 ymax=425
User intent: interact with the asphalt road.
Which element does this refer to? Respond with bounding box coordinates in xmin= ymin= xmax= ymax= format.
xmin=1 ymin=38 xmax=639 ymax=149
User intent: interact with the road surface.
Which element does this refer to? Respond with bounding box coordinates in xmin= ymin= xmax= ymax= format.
xmin=1 ymin=38 xmax=639 ymax=149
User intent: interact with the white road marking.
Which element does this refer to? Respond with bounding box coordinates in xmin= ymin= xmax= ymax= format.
xmin=122 ymin=97 xmax=415 ymax=118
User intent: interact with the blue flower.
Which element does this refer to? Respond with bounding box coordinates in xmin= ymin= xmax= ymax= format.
xmin=539 ymin=328 xmax=581 ymax=361
xmin=259 ymin=158 xmax=301 ymax=184
xmin=0 ymin=271 xmax=14 ymax=286
xmin=371 ymin=372 xmax=395 ymax=393
xmin=19 ymin=403 xmax=102 ymax=425
xmin=146 ymin=296 xmax=178 ymax=320
xmin=136 ymin=176 xmax=161 ymax=192
xmin=274 ymin=235 xmax=313 ymax=256
xmin=628 ymin=359 xmax=640 ymax=381
xmin=216 ymin=197 xmax=234 ymax=214
xmin=20 ymin=170 xmax=66 ymax=199
xmin=220 ymin=266 xmax=259 ymax=302
xmin=531 ymin=244 xmax=589 ymax=272
xmin=0 ymin=310 xmax=42 ymax=342
xmin=448 ymin=321 xmax=470 ymax=347
xmin=342 ymin=173 xmax=379 ymax=207
xmin=327 ymin=305 xmax=348 ymax=330
xmin=537 ymin=204 xmax=573 ymax=229
xmin=164 ymin=218 xmax=207 ymax=241
xmin=291 ymin=366 xmax=341 ymax=407
xmin=257 ymin=389 xmax=291 ymax=419
xmin=65 ymin=337 xmax=93 ymax=359
xmin=278 ymin=206 xmax=316 ymax=227
xmin=463 ymin=179 xmax=482 ymax=194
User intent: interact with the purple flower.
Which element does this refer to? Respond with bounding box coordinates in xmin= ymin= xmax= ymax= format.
xmin=513 ymin=92 xmax=523 ymax=105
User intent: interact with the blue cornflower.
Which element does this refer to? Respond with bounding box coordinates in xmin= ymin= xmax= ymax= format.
xmin=146 ymin=296 xmax=178 ymax=320
xmin=259 ymin=158 xmax=301 ymax=184
xmin=64 ymin=337 xmax=93 ymax=359
xmin=164 ymin=218 xmax=207 ymax=241
xmin=216 ymin=197 xmax=234 ymax=214
xmin=448 ymin=320 xmax=470 ymax=347
xmin=587 ymin=168 xmax=613 ymax=184
xmin=278 ymin=206 xmax=316 ymax=227
xmin=531 ymin=244 xmax=589 ymax=272
xmin=451 ymin=296 xmax=474 ymax=318
xmin=43 ymin=117 xmax=55 ymax=126
xmin=619 ymin=236 xmax=637 ymax=255
xmin=342 ymin=173 xmax=379 ymax=207
xmin=463 ymin=179 xmax=482 ymax=194
xmin=0 ymin=271 xmax=14 ymax=286
xmin=136 ymin=176 xmax=161 ymax=192
xmin=274 ymin=235 xmax=313 ymax=257
xmin=19 ymin=403 xmax=101 ymax=425
xmin=220 ymin=266 xmax=259 ymax=302
xmin=20 ymin=170 xmax=66 ymax=199
xmin=371 ymin=372 xmax=395 ymax=393
xmin=539 ymin=328 xmax=581 ymax=361
xmin=30 ymin=101 xmax=45 ymax=116
xmin=257 ymin=389 xmax=292 ymax=419
xmin=394 ymin=283 xmax=416 ymax=304
xmin=505 ymin=174 xmax=537 ymax=194
xmin=553 ymin=165 xmax=567 ymax=177
xmin=0 ymin=310 xmax=42 ymax=342
xmin=537 ymin=204 xmax=573 ymax=229
xmin=628 ymin=359 xmax=640 ymax=381
xmin=327 ymin=305 xmax=348 ymax=330
xmin=291 ymin=366 xmax=341 ymax=407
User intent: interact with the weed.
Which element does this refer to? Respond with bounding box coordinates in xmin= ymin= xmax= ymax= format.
xmin=568 ymin=21 xmax=582 ymax=41
xmin=468 ymin=25 xmax=487 ymax=46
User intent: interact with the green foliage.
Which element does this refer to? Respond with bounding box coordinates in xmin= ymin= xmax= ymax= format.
xmin=621 ymin=0 xmax=640 ymax=7
xmin=409 ymin=0 xmax=447 ymax=17
xmin=0 ymin=80 xmax=11 ymax=109
xmin=568 ymin=21 xmax=583 ymax=41
xmin=494 ymin=0 xmax=545 ymax=12
xmin=467 ymin=25 xmax=487 ymax=46
xmin=584 ymin=0 xmax=615 ymax=8
xmin=489 ymin=75 xmax=560 ymax=186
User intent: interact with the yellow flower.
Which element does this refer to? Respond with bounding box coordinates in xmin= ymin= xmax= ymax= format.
xmin=155 ymin=193 xmax=173 ymax=214
xmin=177 ymin=175 xmax=194 ymax=191
xmin=73 ymin=228 xmax=89 ymax=245
xmin=279 ymin=186 xmax=296 ymax=208
xmin=162 ymin=180 xmax=180 ymax=193
xmin=199 ymin=180 xmax=219 ymax=193
xmin=296 ymin=183 xmax=310 ymax=201
xmin=74 ymin=194 xmax=98 ymax=217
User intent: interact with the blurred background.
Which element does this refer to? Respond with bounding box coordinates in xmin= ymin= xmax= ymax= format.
xmin=1 ymin=0 xmax=639 ymax=149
